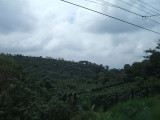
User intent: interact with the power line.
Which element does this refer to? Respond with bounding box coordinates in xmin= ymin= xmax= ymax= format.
xmin=86 ymin=0 xmax=160 ymax=25
xmin=98 ymin=0 xmax=160 ymax=24
xmin=84 ymin=0 xmax=112 ymax=7
xmin=129 ymin=0 xmax=147 ymax=8
xmin=143 ymin=14 xmax=160 ymax=18
xmin=118 ymin=0 xmax=156 ymax=17
xmin=61 ymin=0 xmax=160 ymax=35
xmin=101 ymin=0 xmax=160 ymax=24
xmin=129 ymin=0 xmax=160 ymax=15
xmin=138 ymin=0 xmax=160 ymax=13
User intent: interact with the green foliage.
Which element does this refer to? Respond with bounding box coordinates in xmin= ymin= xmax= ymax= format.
xmin=144 ymin=40 xmax=160 ymax=76
xmin=73 ymin=95 xmax=160 ymax=120
xmin=0 ymin=40 xmax=160 ymax=120
xmin=107 ymin=95 xmax=160 ymax=120
xmin=39 ymin=97 xmax=71 ymax=120
xmin=0 ymin=54 xmax=18 ymax=92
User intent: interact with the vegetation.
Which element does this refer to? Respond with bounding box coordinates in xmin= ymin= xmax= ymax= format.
xmin=72 ymin=95 xmax=160 ymax=120
xmin=0 ymin=40 xmax=160 ymax=120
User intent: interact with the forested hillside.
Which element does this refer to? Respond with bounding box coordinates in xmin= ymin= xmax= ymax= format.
xmin=0 ymin=40 xmax=160 ymax=120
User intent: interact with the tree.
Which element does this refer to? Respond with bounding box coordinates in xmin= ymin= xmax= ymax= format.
xmin=0 ymin=54 xmax=18 ymax=93
xmin=124 ymin=64 xmax=131 ymax=73
xmin=145 ymin=40 xmax=160 ymax=76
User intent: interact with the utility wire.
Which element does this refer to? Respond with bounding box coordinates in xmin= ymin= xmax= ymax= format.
xmin=99 ymin=0 xmax=160 ymax=23
xmin=138 ymin=0 xmax=160 ymax=13
xmin=143 ymin=14 xmax=160 ymax=18
xmin=86 ymin=0 xmax=160 ymax=25
xmin=61 ymin=0 xmax=160 ymax=35
xmin=129 ymin=0 xmax=160 ymax=15
xmin=118 ymin=0 xmax=157 ymax=17
xmin=84 ymin=0 xmax=112 ymax=7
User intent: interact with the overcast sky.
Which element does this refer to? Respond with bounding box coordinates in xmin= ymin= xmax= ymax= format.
xmin=0 ymin=0 xmax=160 ymax=68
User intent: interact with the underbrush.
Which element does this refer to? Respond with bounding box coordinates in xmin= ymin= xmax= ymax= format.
xmin=71 ymin=95 xmax=160 ymax=120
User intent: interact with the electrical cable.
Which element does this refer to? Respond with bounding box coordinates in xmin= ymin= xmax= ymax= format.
xmin=143 ymin=14 xmax=160 ymax=18
xmin=61 ymin=0 xmax=160 ymax=35
xmin=118 ymin=0 xmax=157 ymax=17
xmin=129 ymin=0 xmax=160 ymax=15
xmin=138 ymin=0 xmax=160 ymax=13
xmin=86 ymin=0 xmax=160 ymax=24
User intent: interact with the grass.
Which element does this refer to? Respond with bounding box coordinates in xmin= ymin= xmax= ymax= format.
xmin=71 ymin=95 xmax=160 ymax=120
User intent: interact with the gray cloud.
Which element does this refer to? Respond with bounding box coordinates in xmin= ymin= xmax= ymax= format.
xmin=0 ymin=0 xmax=159 ymax=68
xmin=0 ymin=0 xmax=35 ymax=34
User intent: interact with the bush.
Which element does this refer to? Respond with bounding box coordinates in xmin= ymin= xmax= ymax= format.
xmin=40 ymin=97 xmax=71 ymax=120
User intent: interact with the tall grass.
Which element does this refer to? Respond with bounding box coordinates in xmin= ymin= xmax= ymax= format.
xmin=72 ymin=95 xmax=160 ymax=120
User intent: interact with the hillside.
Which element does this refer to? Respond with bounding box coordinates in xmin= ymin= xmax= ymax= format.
xmin=0 ymin=40 xmax=160 ymax=120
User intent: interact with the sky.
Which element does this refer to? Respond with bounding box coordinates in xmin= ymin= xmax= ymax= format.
xmin=0 ymin=0 xmax=160 ymax=68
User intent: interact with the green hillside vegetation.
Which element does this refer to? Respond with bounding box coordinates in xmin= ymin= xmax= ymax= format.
xmin=72 ymin=95 xmax=160 ymax=120
xmin=0 ymin=40 xmax=160 ymax=120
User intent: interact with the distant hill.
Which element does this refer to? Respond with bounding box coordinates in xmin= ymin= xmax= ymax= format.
xmin=0 ymin=40 xmax=160 ymax=120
